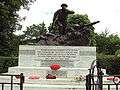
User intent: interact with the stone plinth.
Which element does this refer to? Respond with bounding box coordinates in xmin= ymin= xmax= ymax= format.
xmin=19 ymin=45 xmax=96 ymax=68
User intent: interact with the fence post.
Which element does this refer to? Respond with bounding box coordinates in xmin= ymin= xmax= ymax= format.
xmin=98 ymin=70 xmax=103 ymax=90
xmin=86 ymin=69 xmax=91 ymax=90
xmin=11 ymin=76 xmax=13 ymax=90
xmin=86 ymin=74 xmax=91 ymax=90
xmin=2 ymin=84 xmax=4 ymax=90
xmin=20 ymin=73 xmax=24 ymax=90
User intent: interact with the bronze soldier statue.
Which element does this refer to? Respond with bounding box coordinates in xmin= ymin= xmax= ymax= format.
xmin=52 ymin=3 xmax=74 ymax=35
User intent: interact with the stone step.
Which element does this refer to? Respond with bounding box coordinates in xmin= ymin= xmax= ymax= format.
xmin=0 ymin=75 xmax=85 ymax=85
xmin=3 ymin=84 xmax=85 ymax=90
xmin=0 ymin=75 xmax=115 ymax=86
xmin=24 ymin=78 xmax=85 ymax=85
xmin=2 ymin=83 xmax=119 ymax=90
xmin=8 ymin=67 xmax=89 ymax=78
xmin=25 ymin=79 xmax=119 ymax=85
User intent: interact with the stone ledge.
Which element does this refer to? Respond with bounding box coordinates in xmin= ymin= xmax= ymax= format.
xmin=8 ymin=67 xmax=89 ymax=78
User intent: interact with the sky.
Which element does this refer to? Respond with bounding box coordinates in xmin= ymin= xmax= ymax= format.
xmin=17 ymin=0 xmax=120 ymax=35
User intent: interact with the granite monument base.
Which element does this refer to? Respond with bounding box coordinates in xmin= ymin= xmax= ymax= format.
xmin=1 ymin=45 xmax=97 ymax=90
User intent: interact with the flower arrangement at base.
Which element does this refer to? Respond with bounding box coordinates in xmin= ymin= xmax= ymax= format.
xmin=50 ymin=64 xmax=61 ymax=70
xmin=28 ymin=74 xmax=40 ymax=79
xmin=46 ymin=74 xmax=56 ymax=79
xmin=15 ymin=75 xmax=20 ymax=79
xmin=74 ymin=75 xmax=86 ymax=82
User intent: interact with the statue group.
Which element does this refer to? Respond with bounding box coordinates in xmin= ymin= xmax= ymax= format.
xmin=37 ymin=4 xmax=100 ymax=46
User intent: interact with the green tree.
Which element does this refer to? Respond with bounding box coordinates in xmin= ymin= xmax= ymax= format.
xmin=67 ymin=14 xmax=93 ymax=30
xmin=115 ymin=49 xmax=120 ymax=57
xmin=20 ymin=22 xmax=47 ymax=44
xmin=95 ymin=30 xmax=120 ymax=55
xmin=0 ymin=0 xmax=36 ymax=56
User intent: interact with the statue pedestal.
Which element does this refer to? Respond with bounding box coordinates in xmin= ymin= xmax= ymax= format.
xmin=5 ymin=45 xmax=96 ymax=90
xmin=18 ymin=45 xmax=96 ymax=68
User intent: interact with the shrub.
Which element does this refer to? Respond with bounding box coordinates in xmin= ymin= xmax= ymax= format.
xmin=115 ymin=49 xmax=120 ymax=58
xmin=97 ymin=54 xmax=120 ymax=75
xmin=0 ymin=56 xmax=18 ymax=73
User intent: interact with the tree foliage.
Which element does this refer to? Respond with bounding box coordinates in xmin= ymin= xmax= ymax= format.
xmin=0 ymin=0 xmax=36 ymax=56
xmin=20 ymin=22 xmax=47 ymax=44
xmin=95 ymin=30 xmax=120 ymax=55
xmin=97 ymin=54 xmax=120 ymax=75
xmin=115 ymin=49 xmax=120 ymax=57
xmin=0 ymin=56 xmax=18 ymax=73
xmin=67 ymin=14 xmax=93 ymax=31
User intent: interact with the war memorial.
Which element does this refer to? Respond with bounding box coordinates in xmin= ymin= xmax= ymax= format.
xmin=0 ymin=21 xmax=118 ymax=90
xmin=0 ymin=3 xmax=119 ymax=90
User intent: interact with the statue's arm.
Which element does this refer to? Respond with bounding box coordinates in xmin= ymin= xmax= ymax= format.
xmin=52 ymin=10 xmax=59 ymax=28
xmin=67 ymin=9 xmax=75 ymax=14
xmin=53 ymin=10 xmax=60 ymax=22
xmin=53 ymin=13 xmax=57 ymax=22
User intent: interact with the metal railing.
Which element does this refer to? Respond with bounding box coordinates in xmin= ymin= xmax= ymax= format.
xmin=86 ymin=60 xmax=120 ymax=90
xmin=0 ymin=73 xmax=24 ymax=90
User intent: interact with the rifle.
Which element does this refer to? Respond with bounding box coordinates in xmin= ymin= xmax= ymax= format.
xmin=74 ymin=21 xmax=100 ymax=30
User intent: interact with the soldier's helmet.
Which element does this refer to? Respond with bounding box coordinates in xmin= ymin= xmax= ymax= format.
xmin=61 ymin=3 xmax=68 ymax=7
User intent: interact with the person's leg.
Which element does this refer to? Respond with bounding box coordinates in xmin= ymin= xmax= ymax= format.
xmin=59 ymin=26 xmax=64 ymax=35
xmin=57 ymin=21 xmax=67 ymax=35
xmin=57 ymin=21 xmax=64 ymax=35
xmin=60 ymin=21 xmax=67 ymax=35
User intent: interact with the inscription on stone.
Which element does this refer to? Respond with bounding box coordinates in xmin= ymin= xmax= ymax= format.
xmin=19 ymin=45 xmax=96 ymax=68
xmin=19 ymin=50 xmax=35 ymax=55
xmin=37 ymin=49 xmax=79 ymax=61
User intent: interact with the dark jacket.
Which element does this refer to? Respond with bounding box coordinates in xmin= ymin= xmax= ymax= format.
xmin=53 ymin=9 xmax=74 ymax=24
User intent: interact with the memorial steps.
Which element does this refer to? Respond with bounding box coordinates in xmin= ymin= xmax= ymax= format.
xmin=2 ymin=84 xmax=85 ymax=90
xmin=0 ymin=72 xmax=86 ymax=90
xmin=0 ymin=74 xmax=116 ymax=90
xmin=2 ymin=84 xmax=118 ymax=90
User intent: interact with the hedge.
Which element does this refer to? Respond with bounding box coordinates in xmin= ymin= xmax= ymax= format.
xmin=97 ymin=54 xmax=120 ymax=75
xmin=0 ymin=56 xmax=18 ymax=73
